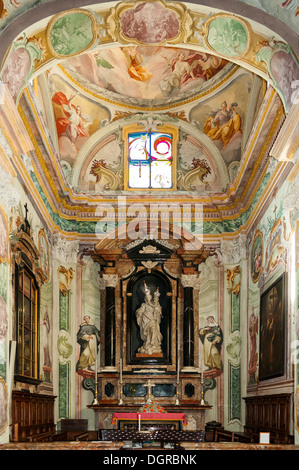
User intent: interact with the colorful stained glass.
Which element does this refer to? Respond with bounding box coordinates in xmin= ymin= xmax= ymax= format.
xmin=151 ymin=133 xmax=172 ymax=161
xmin=129 ymin=133 xmax=150 ymax=160
xmin=151 ymin=160 xmax=172 ymax=188
xmin=128 ymin=131 xmax=173 ymax=189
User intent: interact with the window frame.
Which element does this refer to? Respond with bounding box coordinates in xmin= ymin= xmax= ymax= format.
xmin=123 ymin=123 xmax=178 ymax=191
xmin=14 ymin=259 xmax=41 ymax=385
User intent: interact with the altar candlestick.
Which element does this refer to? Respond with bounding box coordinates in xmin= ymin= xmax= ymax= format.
xmin=201 ymin=357 xmax=204 ymax=384
xmin=92 ymin=351 xmax=99 ymax=405
xmin=120 ymin=358 xmax=122 ymax=383
xmin=138 ymin=413 xmax=141 ymax=431
xmin=177 ymin=357 xmax=180 ymax=384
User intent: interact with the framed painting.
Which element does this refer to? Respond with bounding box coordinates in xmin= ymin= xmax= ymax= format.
xmin=259 ymin=273 xmax=286 ymax=381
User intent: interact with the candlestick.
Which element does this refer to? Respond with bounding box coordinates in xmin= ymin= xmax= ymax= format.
xmin=201 ymin=357 xmax=204 ymax=384
xmin=177 ymin=357 xmax=180 ymax=384
xmin=138 ymin=413 xmax=141 ymax=431
xmin=119 ymin=358 xmax=123 ymax=405
xmin=92 ymin=352 xmax=99 ymax=405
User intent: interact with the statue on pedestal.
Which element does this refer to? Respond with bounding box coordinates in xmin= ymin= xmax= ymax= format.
xmin=136 ymin=281 xmax=163 ymax=355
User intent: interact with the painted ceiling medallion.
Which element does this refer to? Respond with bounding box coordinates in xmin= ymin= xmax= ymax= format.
xmin=203 ymin=14 xmax=251 ymax=59
xmin=108 ymin=0 xmax=193 ymax=45
xmin=46 ymin=9 xmax=98 ymax=59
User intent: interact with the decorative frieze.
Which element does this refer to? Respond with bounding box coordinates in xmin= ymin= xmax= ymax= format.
xmin=221 ymin=235 xmax=247 ymax=265
xmin=0 ymin=166 xmax=20 ymax=209
xmin=52 ymin=235 xmax=79 ymax=264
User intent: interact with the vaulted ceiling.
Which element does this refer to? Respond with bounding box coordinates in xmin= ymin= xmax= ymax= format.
xmin=0 ymin=0 xmax=297 ymax=245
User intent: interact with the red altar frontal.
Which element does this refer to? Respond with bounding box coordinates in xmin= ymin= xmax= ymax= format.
xmin=112 ymin=412 xmax=187 ymax=430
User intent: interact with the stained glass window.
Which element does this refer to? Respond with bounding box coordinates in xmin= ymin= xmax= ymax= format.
xmin=128 ymin=132 xmax=173 ymax=189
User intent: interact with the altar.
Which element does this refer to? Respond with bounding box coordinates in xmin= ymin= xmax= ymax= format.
xmin=112 ymin=412 xmax=187 ymax=430
xmin=86 ymin=239 xmax=215 ymax=434
xmin=88 ymin=402 xmax=211 ymax=432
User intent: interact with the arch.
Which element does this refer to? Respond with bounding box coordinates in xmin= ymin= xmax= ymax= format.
xmin=0 ymin=0 xmax=298 ymax=64
xmin=0 ymin=1 xmax=298 ymax=113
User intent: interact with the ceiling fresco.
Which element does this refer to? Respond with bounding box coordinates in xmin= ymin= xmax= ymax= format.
xmin=63 ymin=46 xmax=229 ymax=103
xmin=0 ymin=0 xmax=295 ymax=239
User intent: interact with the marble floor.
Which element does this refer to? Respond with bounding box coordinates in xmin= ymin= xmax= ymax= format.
xmin=0 ymin=441 xmax=298 ymax=450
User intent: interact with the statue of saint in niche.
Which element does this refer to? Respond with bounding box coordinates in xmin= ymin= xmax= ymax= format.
xmin=136 ymin=281 xmax=163 ymax=356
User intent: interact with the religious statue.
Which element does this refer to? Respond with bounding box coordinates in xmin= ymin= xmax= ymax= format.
xmin=76 ymin=315 xmax=100 ymax=370
xmin=136 ymin=281 xmax=163 ymax=355
xmin=199 ymin=316 xmax=223 ymax=370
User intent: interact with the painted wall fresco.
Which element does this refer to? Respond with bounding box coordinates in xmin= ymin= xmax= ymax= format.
xmin=49 ymin=73 xmax=110 ymax=166
xmin=0 ymin=33 xmax=44 ymax=103
xmin=247 ymin=178 xmax=294 ymax=386
xmin=255 ymin=40 xmax=299 ymax=111
xmin=0 ymin=1 xmax=298 ymax=116
xmin=190 ymin=72 xmax=255 ymax=165
xmin=0 ymin=0 xmax=298 ymax=39
xmin=0 ymin=206 xmax=8 ymax=393
xmin=240 ymin=0 xmax=299 ymax=34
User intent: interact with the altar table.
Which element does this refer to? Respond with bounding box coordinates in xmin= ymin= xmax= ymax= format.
xmin=112 ymin=412 xmax=187 ymax=428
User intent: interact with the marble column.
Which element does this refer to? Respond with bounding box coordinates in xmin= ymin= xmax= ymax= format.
xmin=102 ymin=274 xmax=118 ymax=370
xmin=181 ymin=274 xmax=201 ymax=369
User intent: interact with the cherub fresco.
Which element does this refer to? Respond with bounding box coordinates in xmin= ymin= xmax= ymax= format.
xmin=52 ymin=90 xmax=93 ymax=163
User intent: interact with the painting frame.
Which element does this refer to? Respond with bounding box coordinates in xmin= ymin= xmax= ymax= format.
xmin=259 ymin=273 xmax=286 ymax=381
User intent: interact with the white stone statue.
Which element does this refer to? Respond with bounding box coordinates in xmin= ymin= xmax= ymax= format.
xmin=136 ymin=281 xmax=163 ymax=355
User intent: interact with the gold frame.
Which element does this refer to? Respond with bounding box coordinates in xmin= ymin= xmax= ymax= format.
xmin=123 ymin=122 xmax=178 ymax=191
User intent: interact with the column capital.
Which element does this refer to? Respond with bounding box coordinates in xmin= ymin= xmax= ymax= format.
xmin=102 ymin=273 xmax=119 ymax=288
xmin=181 ymin=273 xmax=201 ymax=289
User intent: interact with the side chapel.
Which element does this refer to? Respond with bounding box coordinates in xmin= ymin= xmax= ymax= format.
xmin=0 ymin=0 xmax=299 ymax=450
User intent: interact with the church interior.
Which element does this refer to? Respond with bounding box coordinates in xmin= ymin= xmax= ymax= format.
xmin=0 ymin=0 xmax=299 ymax=452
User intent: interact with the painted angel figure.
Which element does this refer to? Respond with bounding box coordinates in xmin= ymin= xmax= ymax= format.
xmin=52 ymin=91 xmax=93 ymax=162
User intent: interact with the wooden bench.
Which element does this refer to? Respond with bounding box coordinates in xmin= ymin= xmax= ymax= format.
xmin=214 ymin=428 xmax=251 ymax=443
xmin=244 ymin=394 xmax=294 ymax=444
